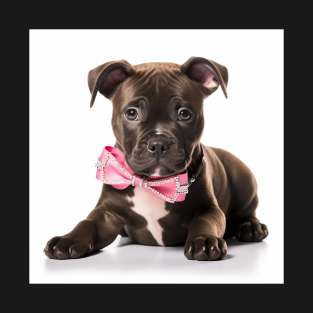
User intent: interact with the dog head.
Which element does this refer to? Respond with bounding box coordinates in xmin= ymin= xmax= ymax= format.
xmin=88 ymin=57 xmax=228 ymax=177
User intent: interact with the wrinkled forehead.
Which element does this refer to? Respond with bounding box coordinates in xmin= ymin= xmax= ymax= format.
xmin=113 ymin=63 xmax=204 ymax=109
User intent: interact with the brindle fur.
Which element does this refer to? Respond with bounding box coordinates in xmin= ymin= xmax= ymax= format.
xmin=45 ymin=58 xmax=268 ymax=261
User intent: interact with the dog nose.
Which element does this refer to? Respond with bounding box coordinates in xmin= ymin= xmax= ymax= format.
xmin=147 ymin=139 xmax=170 ymax=156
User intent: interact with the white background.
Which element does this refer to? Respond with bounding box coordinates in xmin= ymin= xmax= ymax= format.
xmin=30 ymin=29 xmax=284 ymax=283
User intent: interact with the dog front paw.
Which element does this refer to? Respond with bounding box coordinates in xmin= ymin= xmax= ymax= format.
xmin=44 ymin=235 xmax=95 ymax=259
xmin=184 ymin=235 xmax=227 ymax=261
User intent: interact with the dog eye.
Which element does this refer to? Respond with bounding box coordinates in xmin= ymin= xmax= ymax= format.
xmin=124 ymin=107 xmax=139 ymax=121
xmin=177 ymin=107 xmax=193 ymax=121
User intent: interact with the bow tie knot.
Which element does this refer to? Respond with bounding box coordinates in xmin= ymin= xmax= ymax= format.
xmin=95 ymin=146 xmax=190 ymax=203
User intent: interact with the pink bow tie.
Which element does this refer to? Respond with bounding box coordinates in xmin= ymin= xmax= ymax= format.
xmin=95 ymin=146 xmax=189 ymax=203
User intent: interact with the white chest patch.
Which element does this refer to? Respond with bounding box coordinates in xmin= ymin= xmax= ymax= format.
xmin=129 ymin=187 xmax=168 ymax=245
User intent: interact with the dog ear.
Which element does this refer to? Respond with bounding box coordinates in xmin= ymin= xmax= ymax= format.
xmin=88 ymin=60 xmax=135 ymax=107
xmin=181 ymin=57 xmax=228 ymax=98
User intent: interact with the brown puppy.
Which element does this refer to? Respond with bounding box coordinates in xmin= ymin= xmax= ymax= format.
xmin=44 ymin=57 xmax=268 ymax=261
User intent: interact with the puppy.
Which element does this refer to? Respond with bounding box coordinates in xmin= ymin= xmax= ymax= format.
xmin=44 ymin=57 xmax=268 ymax=261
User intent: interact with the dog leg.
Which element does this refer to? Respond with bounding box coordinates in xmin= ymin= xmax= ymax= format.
xmin=184 ymin=206 xmax=227 ymax=261
xmin=44 ymin=208 xmax=125 ymax=259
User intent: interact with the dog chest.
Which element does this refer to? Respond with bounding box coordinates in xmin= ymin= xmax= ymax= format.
xmin=128 ymin=187 xmax=168 ymax=246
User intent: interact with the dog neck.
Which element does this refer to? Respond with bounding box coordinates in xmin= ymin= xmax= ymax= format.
xmin=186 ymin=144 xmax=205 ymax=185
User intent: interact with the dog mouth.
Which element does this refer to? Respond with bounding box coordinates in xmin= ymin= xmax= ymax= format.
xmin=126 ymin=156 xmax=188 ymax=178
